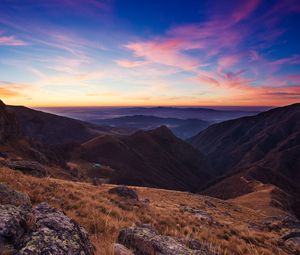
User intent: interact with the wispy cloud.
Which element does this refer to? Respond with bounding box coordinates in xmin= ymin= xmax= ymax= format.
xmin=0 ymin=30 xmax=26 ymax=46
xmin=115 ymin=59 xmax=148 ymax=68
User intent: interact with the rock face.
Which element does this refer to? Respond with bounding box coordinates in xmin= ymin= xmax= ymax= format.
xmin=0 ymin=183 xmax=95 ymax=255
xmin=109 ymin=186 xmax=138 ymax=200
xmin=116 ymin=226 xmax=218 ymax=255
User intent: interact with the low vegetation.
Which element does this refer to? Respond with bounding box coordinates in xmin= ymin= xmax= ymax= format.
xmin=1 ymin=166 xmax=298 ymax=255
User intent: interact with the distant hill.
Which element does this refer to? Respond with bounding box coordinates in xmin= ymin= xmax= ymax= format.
xmin=38 ymin=106 xmax=260 ymax=122
xmin=90 ymin=115 xmax=211 ymax=139
xmin=7 ymin=105 xmax=131 ymax=145
xmin=189 ymin=103 xmax=300 ymax=217
xmin=75 ymin=126 xmax=212 ymax=191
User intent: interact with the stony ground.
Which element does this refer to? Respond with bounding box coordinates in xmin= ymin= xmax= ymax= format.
xmin=0 ymin=166 xmax=299 ymax=255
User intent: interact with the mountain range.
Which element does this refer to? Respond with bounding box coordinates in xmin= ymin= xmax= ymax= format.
xmin=1 ymin=99 xmax=300 ymax=218
xmin=89 ymin=115 xmax=211 ymax=139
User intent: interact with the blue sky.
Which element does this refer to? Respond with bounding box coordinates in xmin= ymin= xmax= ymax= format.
xmin=0 ymin=0 xmax=299 ymax=106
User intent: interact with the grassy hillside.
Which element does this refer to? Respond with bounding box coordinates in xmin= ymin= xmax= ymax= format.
xmin=0 ymin=166 xmax=298 ymax=255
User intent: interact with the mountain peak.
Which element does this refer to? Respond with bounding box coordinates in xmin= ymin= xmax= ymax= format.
xmin=149 ymin=125 xmax=174 ymax=137
xmin=0 ymin=99 xmax=6 ymax=109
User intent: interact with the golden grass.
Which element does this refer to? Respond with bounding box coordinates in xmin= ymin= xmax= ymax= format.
xmin=0 ymin=167 xmax=297 ymax=255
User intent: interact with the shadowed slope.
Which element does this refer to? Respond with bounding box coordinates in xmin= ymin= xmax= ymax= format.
xmin=77 ymin=126 xmax=212 ymax=191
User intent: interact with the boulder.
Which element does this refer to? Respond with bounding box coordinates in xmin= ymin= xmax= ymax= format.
xmin=18 ymin=202 xmax=95 ymax=255
xmin=0 ymin=184 xmax=95 ymax=255
xmin=0 ymin=182 xmax=31 ymax=207
xmin=113 ymin=243 xmax=134 ymax=255
xmin=108 ymin=186 xmax=138 ymax=200
xmin=117 ymin=226 xmax=219 ymax=255
xmin=0 ymin=205 xmax=35 ymax=254
xmin=7 ymin=160 xmax=47 ymax=177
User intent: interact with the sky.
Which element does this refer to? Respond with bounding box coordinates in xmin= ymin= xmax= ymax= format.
xmin=0 ymin=0 xmax=300 ymax=107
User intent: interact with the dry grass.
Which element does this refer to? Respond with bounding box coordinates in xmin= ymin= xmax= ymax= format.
xmin=0 ymin=167 xmax=297 ymax=255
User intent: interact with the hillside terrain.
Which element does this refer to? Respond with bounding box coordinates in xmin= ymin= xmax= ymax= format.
xmin=73 ymin=126 xmax=211 ymax=191
xmin=7 ymin=105 xmax=131 ymax=145
xmin=1 ymin=100 xmax=213 ymax=191
xmin=189 ymin=103 xmax=300 ymax=218
xmin=1 ymin=166 xmax=299 ymax=255
xmin=1 ymin=99 xmax=300 ymax=254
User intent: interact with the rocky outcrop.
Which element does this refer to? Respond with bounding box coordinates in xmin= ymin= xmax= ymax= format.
xmin=6 ymin=160 xmax=47 ymax=177
xmin=0 ymin=183 xmax=95 ymax=255
xmin=0 ymin=205 xmax=35 ymax=254
xmin=0 ymin=100 xmax=19 ymax=143
xmin=0 ymin=182 xmax=31 ymax=207
xmin=181 ymin=206 xmax=213 ymax=222
xmin=116 ymin=226 xmax=218 ymax=255
xmin=109 ymin=186 xmax=138 ymax=200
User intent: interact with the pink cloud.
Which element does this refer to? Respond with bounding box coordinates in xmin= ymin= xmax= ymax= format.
xmin=125 ymin=38 xmax=202 ymax=71
xmin=218 ymin=55 xmax=242 ymax=69
xmin=115 ymin=59 xmax=148 ymax=68
xmin=0 ymin=35 xmax=26 ymax=46
xmin=193 ymin=75 xmax=220 ymax=87
xmin=231 ymin=0 xmax=261 ymax=23
xmin=271 ymin=55 xmax=300 ymax=66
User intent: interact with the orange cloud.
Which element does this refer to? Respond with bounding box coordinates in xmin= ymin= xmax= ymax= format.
xmin=0 ymin=87 xmax=20 ymax=97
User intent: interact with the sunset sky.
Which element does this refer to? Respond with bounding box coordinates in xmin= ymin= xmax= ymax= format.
xmin=0 ymin=0 xmax=300 ymax=107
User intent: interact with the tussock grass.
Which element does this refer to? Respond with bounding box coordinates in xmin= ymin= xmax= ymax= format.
xmin=0 ymin=167 xmax=297 ymax=255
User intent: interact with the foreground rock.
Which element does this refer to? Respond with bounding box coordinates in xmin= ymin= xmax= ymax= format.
xmin=0 ymin=182 xmax=31 ymax=207
xmin=109 ymin=186 xmax=138 ymax=200
xmin=0 ymin=183 xmax=95 ymax=255
xmin=116 ymin=226 xmax=218 ymax=255
xmin=113 ymin=243 xmax=134 ymax=255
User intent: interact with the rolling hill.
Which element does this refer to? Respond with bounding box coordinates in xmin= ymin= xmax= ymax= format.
xmin=74 ymin=126 xmax=212 ymax=191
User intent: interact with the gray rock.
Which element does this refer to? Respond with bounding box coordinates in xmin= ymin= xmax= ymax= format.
xmin=17 ymin=202 xmax=95 ymax=255
xmin=0 ymin=182 xmax=31 ymax=207
xmin=281 ymin=231 xmax=300 ymax=241
xmin=0 ymin=205 xmax=35 ymax=254
xmin=114 ymin=243 xmax=134 ymax=255
xmin=7 ymin=160 xmax=47 ymax=177
xmin=117 ymin=226 xmax=219 ymax=255
xmin=262 ymin=216 xmax=300 ymax=231
xmin=0 ymin=184 xmax=95 ymax=255
xmin=181 ymin=206 xmax=213 ymax=222
xmin=109 ymin=186 xmax=138 ymax=200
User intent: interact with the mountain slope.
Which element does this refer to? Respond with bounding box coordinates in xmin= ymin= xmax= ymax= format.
xmin=190 ymin=103 xmax=300 ymax=177
xmin=189 ymin=103 xmax=300 ymax=217
xmin=0 ymin=100 xmax=20 ymax=143
xmin=7 ymin=105 xmax=107 ymax=145
xmin=75 ymin=126 xmax=212 ymax=191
